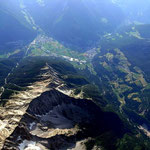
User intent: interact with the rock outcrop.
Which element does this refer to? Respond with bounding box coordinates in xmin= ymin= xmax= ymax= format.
xmin=2 ymin=88 xmax=125 ymax=149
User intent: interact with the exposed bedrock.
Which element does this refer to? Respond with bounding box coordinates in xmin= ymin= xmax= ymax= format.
xmin=3 ymin=89 xmax=126 ymax=150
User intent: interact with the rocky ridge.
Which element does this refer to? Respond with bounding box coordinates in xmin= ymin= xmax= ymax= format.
xmin=0 ymin=63 xmax=63 ymax=149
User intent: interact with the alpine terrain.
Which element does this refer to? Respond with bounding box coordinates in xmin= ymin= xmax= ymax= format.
xmin=0 ymin=0 xmax=150 ymax=150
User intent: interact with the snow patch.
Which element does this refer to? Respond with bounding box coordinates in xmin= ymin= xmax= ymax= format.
xmin=29 ymin=122 xmax=36 ymax=130
xmin=18 ymin=140 xmax=41 ymax=150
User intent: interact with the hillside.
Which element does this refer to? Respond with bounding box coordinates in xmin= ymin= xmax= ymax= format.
xmin=0 ymin=9 xmax=37 ymax=56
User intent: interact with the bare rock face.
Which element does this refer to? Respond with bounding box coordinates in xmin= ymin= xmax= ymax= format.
xmin=0 ymin=59 xmax=126 ymax=150
xmin=2 ymin=88 xmax=125 ymax=150
xmin=0 ymin=63 xmax=61 ymax=149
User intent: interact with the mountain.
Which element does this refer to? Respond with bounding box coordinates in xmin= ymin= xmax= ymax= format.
xmin=22 ymin=0 xmax=125 ymax=51
xmin=0 ymin=57 xmax=127 ymax=150
xmin=0 ymin=0 xmax=150 ymax=150
xmin=0 ymin=0 xmax=125 ymax=52
xmin=0 ymin=8 xmax=37 ymax=56
xmin=112 ymin=0 xmax=150 ymax=23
